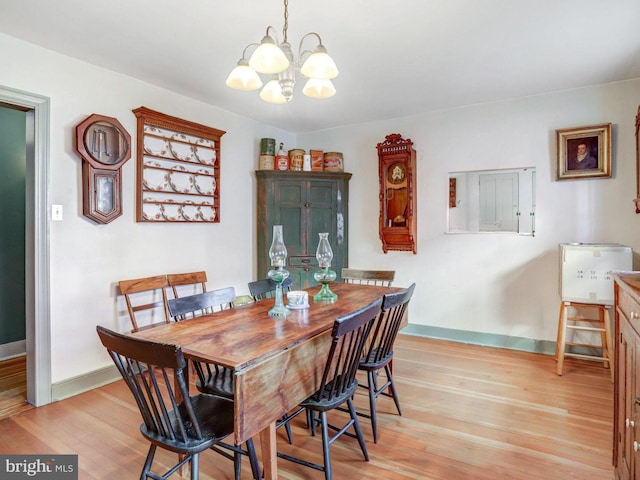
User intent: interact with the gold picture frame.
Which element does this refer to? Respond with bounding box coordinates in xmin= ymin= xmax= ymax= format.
xmin=556 ymin=123 xmax=611 ymax=180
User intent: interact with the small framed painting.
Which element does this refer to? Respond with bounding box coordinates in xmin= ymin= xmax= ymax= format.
xmin=556 ymin=123 xmax=611 ymax=180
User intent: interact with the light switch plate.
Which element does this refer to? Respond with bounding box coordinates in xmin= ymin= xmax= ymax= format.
xmin=52 ymin=204 xmax=63 ymax=221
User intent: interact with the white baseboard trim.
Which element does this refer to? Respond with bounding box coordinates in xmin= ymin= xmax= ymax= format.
xmin=0 ymin=340 xmax=26 ymax=360
xmin=51 ymin=365 xmax=121 ymax=402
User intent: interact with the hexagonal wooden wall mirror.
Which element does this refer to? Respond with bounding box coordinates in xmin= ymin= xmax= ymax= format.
xmin=75 ymin=114 xmax=131 ymax=224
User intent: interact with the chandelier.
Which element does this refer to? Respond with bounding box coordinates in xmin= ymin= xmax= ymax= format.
xmin=225 ymin=0 xmax=339 ymax=104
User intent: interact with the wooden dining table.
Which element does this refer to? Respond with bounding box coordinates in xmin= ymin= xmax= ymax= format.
xmin=134 ymin=281 xmax=400 ymax=480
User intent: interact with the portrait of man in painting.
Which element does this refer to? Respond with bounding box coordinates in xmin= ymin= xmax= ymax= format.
xmin=566 ymin=136 xmax=598 ymax=171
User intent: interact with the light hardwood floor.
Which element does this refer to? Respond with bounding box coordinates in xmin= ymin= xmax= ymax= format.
xmin=0 ymin=355 xmax=31 ymax=419
xmin=0 ymin=335 xmax=614 ymax=479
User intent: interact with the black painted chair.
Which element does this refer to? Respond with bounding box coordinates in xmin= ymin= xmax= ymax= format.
xmin=166 ymin=287 xmax=261 ymax=480
xmin=248 ymin=277 xmax=293 ymax=301
xmin=167 ymin=286 xmax=238 ymax=400
xmin=358 ymin=283 xmax=415 ymax=443
xmin=167 ymin=286 xmax=235 ymax=321
xmin=277 ymin=297 xmax=382 ymax=480
xmin=96 ymin=325 xmax=246 ymax=480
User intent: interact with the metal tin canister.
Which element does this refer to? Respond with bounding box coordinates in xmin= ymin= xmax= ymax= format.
xmin=259 ymin=154 xmax=275 ymax=170
xmin=260 ymin=138 xmax=276 ymax=155
xmin=323 ymin=152 xmax=344 ymax=171
xmin=276 ymin=153 xmax=289 ymax=170
xmin=289 ymin=149 xmax=305 ymax=171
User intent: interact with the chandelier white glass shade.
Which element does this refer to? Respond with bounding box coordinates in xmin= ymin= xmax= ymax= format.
xmin=225 ymin=0 xmax=338 ymax=104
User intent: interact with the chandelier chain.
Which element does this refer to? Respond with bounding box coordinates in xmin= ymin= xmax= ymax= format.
xmin=283 ymin=0 xmax=289 ymax=43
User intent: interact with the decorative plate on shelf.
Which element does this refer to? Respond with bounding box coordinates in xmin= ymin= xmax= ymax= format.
xmin=144 ymin=135 xmax=168 ymax=156
xmin=195 ymin=138 xmax=216 ymax=165
xmin=143 ymin=160 xmax=163 ymax=169
xmin=142 ymin=203 xmax=162 ymax=221
xmin=161 ymin=203 xmax=182 ymax=221
xmin=198 ymin=206 xmax=216 ymax=222
xmin=167 ymin=170 xmax=193 ymax=194
xmin=169 ymin=133 xmax=194 ymax=161
xmin=144 ymin=125 xmax=169 ymax=137
xmin=193 ymin=173 xmax=216 ymax=195
xmin=142 ymin=169 xmax=168 ymax=191
xmin=181 ymin=203 xmax=199 ymax=221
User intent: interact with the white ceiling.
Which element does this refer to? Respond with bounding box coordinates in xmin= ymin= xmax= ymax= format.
xmin=1 ymin=0 xmax=640 ymax=133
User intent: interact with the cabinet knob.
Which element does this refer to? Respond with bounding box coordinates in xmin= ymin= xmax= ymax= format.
xmin=634 ymin=440 xmax=640 ymax=452
xmin=305 ymin=203 xmax=311 ymax=208
xmin=631 ymin=311 xmax=639 ymax=319
xmin=627 ymin=418 xmax=635 ymax=428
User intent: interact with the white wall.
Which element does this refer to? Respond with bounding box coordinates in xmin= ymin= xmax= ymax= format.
xmin=299 ymin=80 xmax=640 ymax=343
xmin=0 ymin=33 xmax=294 ymax=382
xmin=2 ymin=31 xmax=640 ymax=386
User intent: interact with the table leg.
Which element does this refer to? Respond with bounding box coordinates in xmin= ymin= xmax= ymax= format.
xmin=260 ymin=422 xmax=277 ymax=480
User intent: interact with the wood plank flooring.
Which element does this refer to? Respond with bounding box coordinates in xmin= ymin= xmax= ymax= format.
xmin=0 ymin=355 xmax=31 ymax=419
xmin=0 ymin=335 xmax=614 ymax=479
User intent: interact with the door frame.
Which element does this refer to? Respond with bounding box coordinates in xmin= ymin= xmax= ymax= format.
xmin=0 ymin=85 xmax=51 ymax=406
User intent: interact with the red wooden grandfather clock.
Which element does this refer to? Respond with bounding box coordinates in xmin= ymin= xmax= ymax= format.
xmin=376 ymin=133 xmax=417 ymax=254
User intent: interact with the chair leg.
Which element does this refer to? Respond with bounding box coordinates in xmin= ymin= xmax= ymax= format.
xmin=140 ymin=444 xmax=156 ymax=480
xmin=384 ymin=363 xmax=402 ymax=416
xmin=347 ymin=397 xmax=369 ymax=462
xmin=191 ymin=452 xmax=199 ymax=480
xmin=233 ymin=449 xmax=241 ymax=480
xmin=367 ymin=370 xmax=379 ymax=443
xmin=320 ymin=411 xmax=332 ymax=480
xmin=603 ymin=307 xmax=615 ymax=383
xmin=246 ymin=439 xmax=261 ymax=480
xmin=598 ymin=307 xmax=609 ymax=369
xmin=309 ymin=410 xmax=318 ymax=436
xmin=283 ymin=416 xmax=294 ymax=444
xmin=556 ymin=302 xmax=568 ymax=375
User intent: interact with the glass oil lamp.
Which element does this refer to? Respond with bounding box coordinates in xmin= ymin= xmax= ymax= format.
xmin=267 ymin=225 xmax=291 ymax=317
xmin=313 ymin=232 xmax=337 ymax=303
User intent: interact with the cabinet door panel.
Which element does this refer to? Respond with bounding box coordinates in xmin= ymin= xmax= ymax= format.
xmin=279 ymin=207 xmax=304 ymax=256
xmin=620 ymin=316 xmax=633 ymax=480
xmin=278 ymin=183 xmax=304 ymax=203
xmin=634 ymin=325 xmax=640 ymax=480
xmin=308 ymin=182 xmax=335 ymax=205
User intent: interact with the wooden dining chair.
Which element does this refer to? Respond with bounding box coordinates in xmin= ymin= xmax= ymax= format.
xmin=96 ymin=325 xmax=253 ymax=480
xmin=166 ymin=287 xmax=260 ymax=480
xmin=167 ymin=286 xmax=236 ymax=321
xmin=358 ymin=283 xmax=415 ymax=443
xmin=119 ymin=274 xmax=170 ymax=333
xmin=248 ymin=277 xmax=293 ymax=301
xmin=341 ymin=268 xmax=395 ymax=287
xmin=277 ymin=298 xmax=383 ymax=480
xmin=167 ymin=271 xmax=208 ymax=299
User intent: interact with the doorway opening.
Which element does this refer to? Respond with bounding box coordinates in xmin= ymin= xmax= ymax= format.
xmin=0 ymin=86 xmax=51 ymax=407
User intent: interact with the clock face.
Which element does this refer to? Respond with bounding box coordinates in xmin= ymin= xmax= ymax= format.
xmin=387 ymin=162 xmax=406 ymax=184
xmin=83 ymin=120 xmax=130 ymax=166
xmin=75 ymin=114 xmax=131 ymax=171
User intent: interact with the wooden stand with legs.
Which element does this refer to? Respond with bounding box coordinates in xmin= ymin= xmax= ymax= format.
xmin=555 ymin=301 xmax=614 ymax=382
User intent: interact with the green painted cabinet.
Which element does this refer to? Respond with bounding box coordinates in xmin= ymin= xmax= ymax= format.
xmin=256 ymin=170 xmax=351 ymax=290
